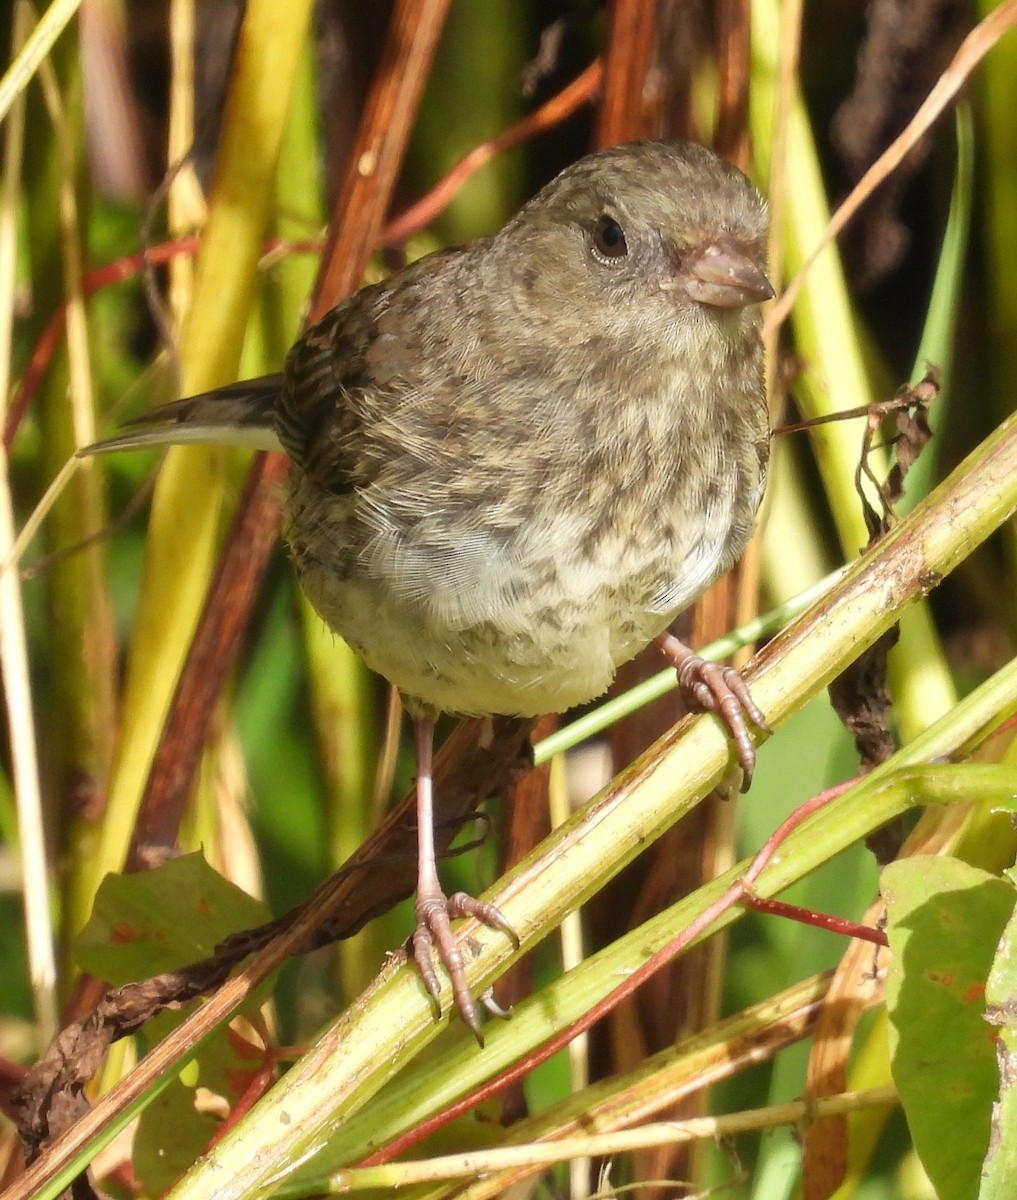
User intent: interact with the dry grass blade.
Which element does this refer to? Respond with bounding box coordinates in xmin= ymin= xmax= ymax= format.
xmin=0 ymin=0 xmax=82 ymax=123
xmin=0 ymin=0 xmax=57 ymax=1047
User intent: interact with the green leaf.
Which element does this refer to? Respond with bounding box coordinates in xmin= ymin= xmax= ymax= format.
xmin=884 ymin=857 xmax=1015 ymax=1200
xmin=131 ymin=1011 xmax=272 ymax=1195
xmin=980 ymin=866 xmax=1017 ymax=1198
xmin=75 ymin=853 xmax=275 ymax=1194
xmin=75 ymin=851 xmax=271 ymax=983
xmin=132 ymin=1076 xmax=223 ymax=1196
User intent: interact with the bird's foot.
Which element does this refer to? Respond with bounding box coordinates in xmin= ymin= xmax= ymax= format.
xmin=412 ymin=890 xmax=518 ymax=1045
xmin=656 ymin=633 xmax=769 ymax=787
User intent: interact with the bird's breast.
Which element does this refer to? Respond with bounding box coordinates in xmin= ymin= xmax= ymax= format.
xmin=281 ymin=379 xmax=763 ymax=718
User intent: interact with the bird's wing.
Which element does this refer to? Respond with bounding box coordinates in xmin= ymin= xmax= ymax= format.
xmin=274 ymin=296 xmax=379 ymax=487
xmin=274 ymin=251 xmax=473 ymax=493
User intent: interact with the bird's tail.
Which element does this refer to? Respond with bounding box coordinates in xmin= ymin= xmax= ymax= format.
xmin=79 ymin=375 xmax=285 ymax=456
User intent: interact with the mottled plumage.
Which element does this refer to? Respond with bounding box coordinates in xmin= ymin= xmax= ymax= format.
xmin=88 ymin=140 xmax=773 ymax=1038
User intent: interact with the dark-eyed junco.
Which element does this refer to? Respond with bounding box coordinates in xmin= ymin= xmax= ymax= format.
xmin=86 ymin=140 xmax=773 ymax=1041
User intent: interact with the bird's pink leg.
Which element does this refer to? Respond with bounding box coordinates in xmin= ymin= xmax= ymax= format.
xmin=655 ymin=632 xmax=768 ymax=785
xmin=410 ymin=713 xmax=516 ymax=1044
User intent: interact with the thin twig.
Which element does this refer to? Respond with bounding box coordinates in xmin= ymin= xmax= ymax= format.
xmin=340 ymin=1086 xmax=900 ymax=1190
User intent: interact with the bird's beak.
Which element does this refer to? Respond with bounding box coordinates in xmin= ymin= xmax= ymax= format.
xmin=667 ymin=237 xmax=774 ymax=309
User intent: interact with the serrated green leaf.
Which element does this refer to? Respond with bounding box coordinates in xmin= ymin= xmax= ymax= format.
xmin=884 ymin=857 xmax=1016 ymax=1200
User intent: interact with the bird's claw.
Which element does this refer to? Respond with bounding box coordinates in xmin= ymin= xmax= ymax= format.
xmin=411 ymin=890 xmax=518 ymax=1045
xmin=656 ymin=633 xmax=767 ymax=787
xmin=678 ymin=655 xmax=767 ymax=786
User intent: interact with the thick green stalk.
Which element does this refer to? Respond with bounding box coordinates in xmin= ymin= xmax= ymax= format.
xmin=22 ymin=23 xmax=118 ymax=965
xmin=89 ymin=1 xmax=315 ymax=909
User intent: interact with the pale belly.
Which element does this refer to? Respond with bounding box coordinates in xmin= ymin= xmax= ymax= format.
xmin=299 ymin=568 xmax=663 ymax=717
xmin=288 ymin=478 xmax=744 ymax=718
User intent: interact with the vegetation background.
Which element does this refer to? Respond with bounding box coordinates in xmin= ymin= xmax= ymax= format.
xmin=1 ymin=1 xmax=1017 ymax=1198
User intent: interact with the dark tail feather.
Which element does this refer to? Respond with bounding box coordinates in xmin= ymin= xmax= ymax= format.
xmin=80 ymin=375 xmax=285 ymax=456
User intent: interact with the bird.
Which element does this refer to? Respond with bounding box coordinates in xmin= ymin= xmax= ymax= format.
xmin=84 ymin=139 xmax=773 ymax=1042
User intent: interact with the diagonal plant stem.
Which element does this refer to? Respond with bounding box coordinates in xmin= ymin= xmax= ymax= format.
xmin=533 ymin=569 xmax=845 ymax=763
xmin=156 ymin=405 xmax=1017 ymax=1200
xmin=372 ymin=970 xmax=848 ymax=1199
xmin=340 ymin=1086 xmax=901 ymax=1191
xmin=0 ymin=0 xmax=82 ymax=123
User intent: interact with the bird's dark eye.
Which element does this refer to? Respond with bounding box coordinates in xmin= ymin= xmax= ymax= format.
xmin=593 ymin=215 xmax=628 ymax=258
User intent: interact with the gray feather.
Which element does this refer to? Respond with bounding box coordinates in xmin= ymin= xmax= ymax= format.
xmin=80 ymin=375 xmax=285 ymax=456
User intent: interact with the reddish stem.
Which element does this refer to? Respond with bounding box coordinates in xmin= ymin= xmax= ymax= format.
xmin=380 ymin=61 xmax=601 ymax=245
xmin=742 ymin=895 xmax=888 ymax=946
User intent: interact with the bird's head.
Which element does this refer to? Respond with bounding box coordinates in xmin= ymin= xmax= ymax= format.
xmin=493 ymin=140 xmax=772 ymax=356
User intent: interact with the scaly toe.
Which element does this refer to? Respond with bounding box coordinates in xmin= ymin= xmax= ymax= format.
xmin=447 ymin=892 xmax=520 ymax=946
xmin=667 ymin=646 xmax=766 ymax=784
xmin=411 ymin=892 xmax=518 ymax=1045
